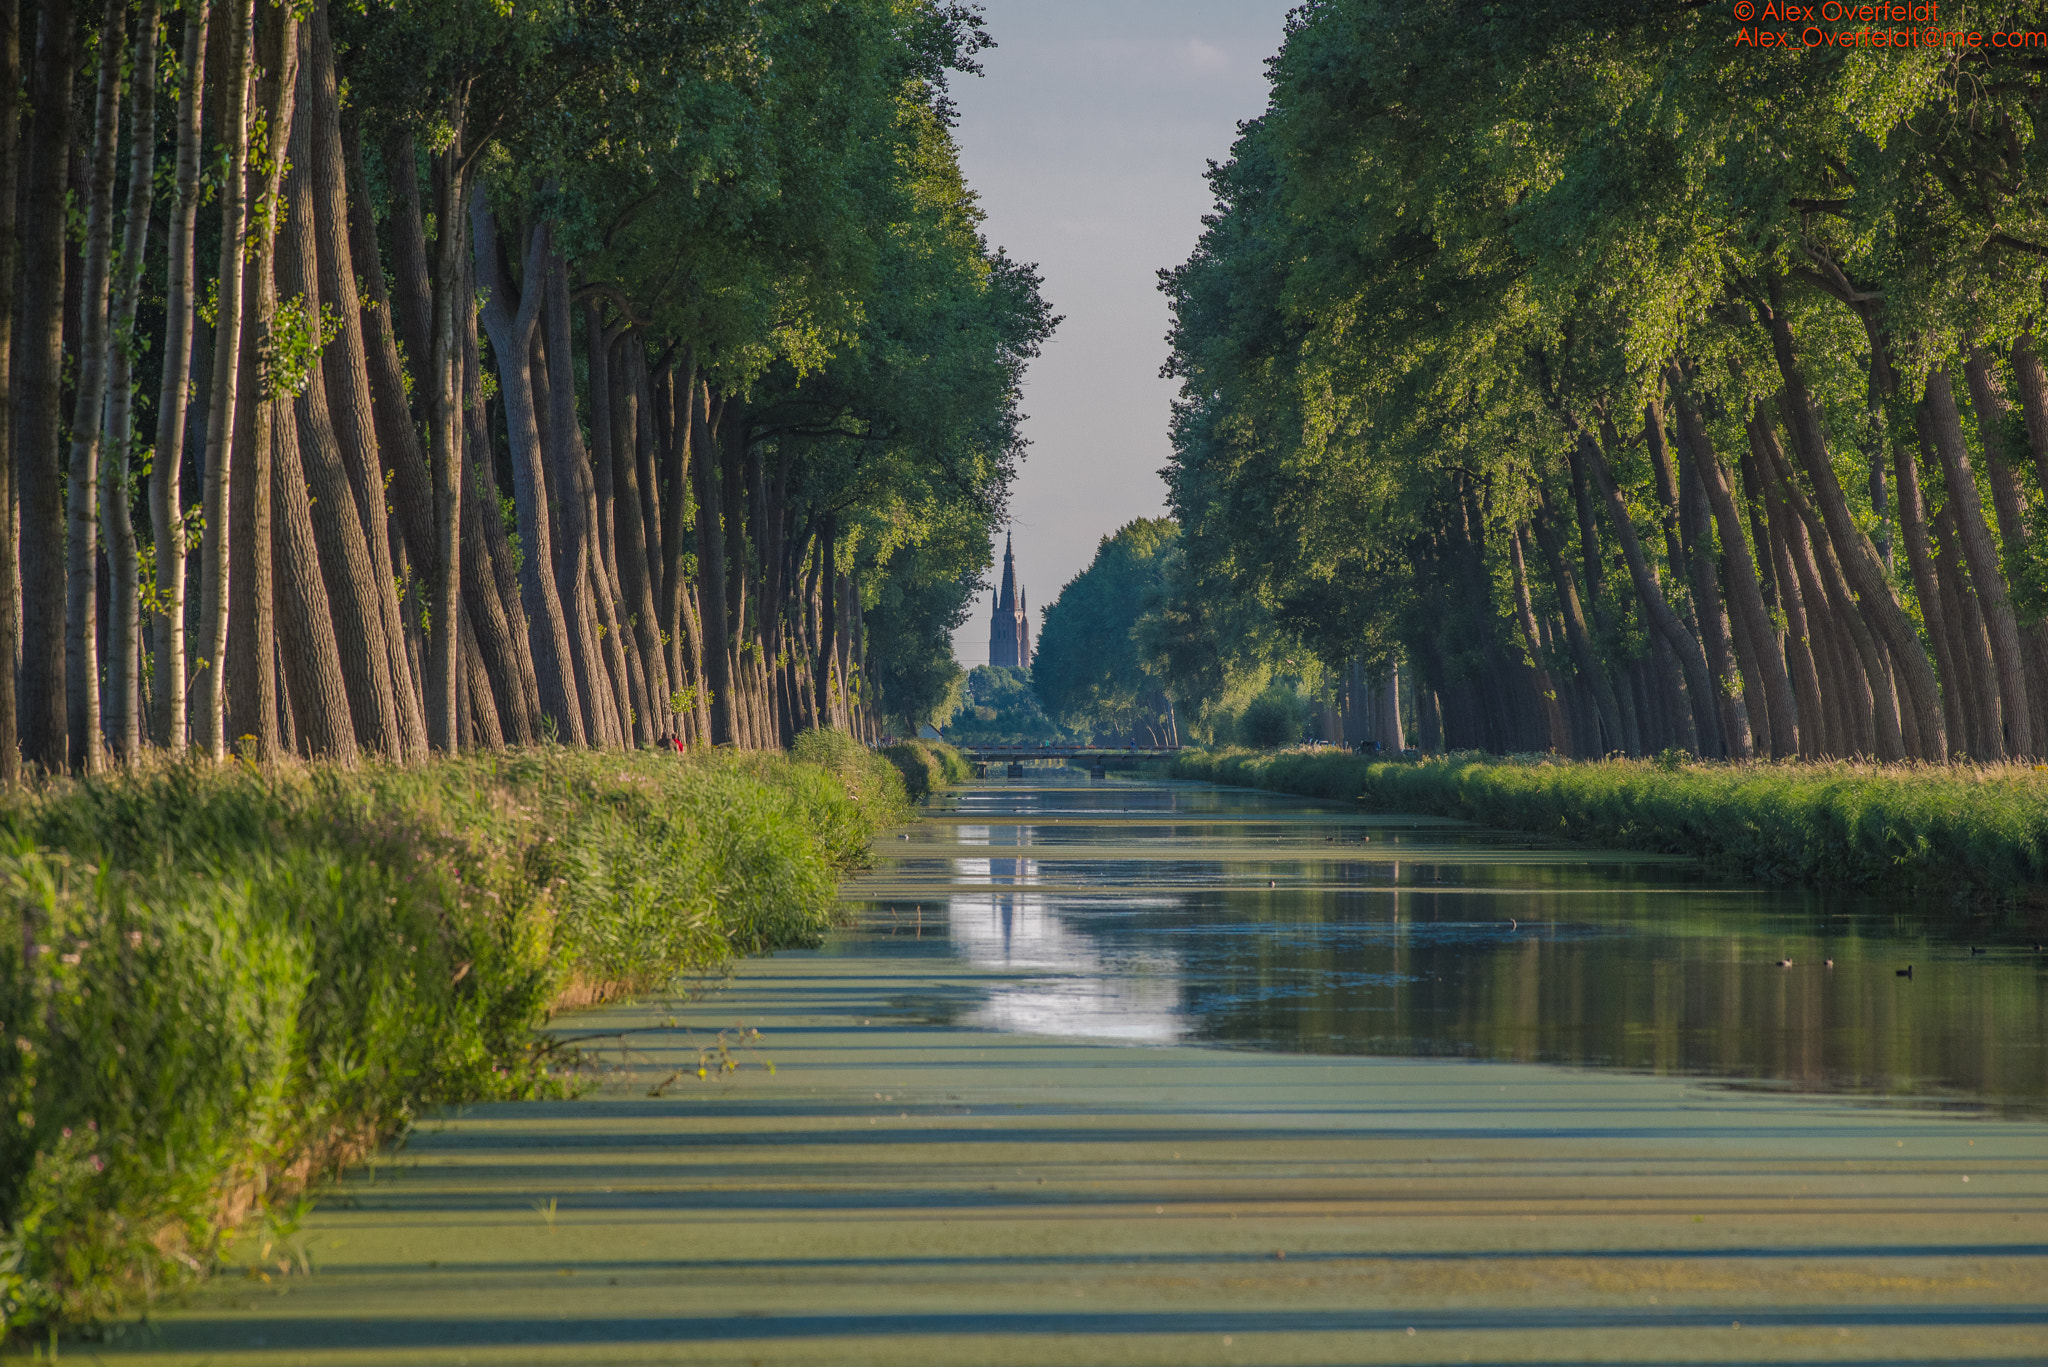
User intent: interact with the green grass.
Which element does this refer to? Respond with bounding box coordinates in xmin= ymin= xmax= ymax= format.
xmin=0 ymin=735 xmax=909 ymax=1336
xmin=1173 ymin=746 xmax=2048 ymax=899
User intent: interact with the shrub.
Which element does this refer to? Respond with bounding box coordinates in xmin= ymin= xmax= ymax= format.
xmin=1236 ymin=685 xmax=1308 ymax=749
xmin=881 ymin=738 xmax=971 ymax=799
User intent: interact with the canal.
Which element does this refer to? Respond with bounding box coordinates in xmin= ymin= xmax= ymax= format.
xmin=99 ymin=774 xmax=2048 ymax=1366
xmin=861 ymin=772 xmax=2048 ymax=1114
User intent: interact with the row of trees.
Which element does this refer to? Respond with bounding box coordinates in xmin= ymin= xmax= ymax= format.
xmin=1 ymin=0 xmax=1051 ymax=777
xmin=1162 ymin=0 xmax=2048 ymax=761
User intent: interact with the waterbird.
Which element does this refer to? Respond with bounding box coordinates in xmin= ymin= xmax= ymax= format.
xmin=1825 ymin=959 xmax=1834 ymax=968
xmin=1509 ymin=918 xmax=1518 ymax=931
xmin=1778 ymin=958 xmax=1793 ymax=968
xmin=1897 ymin=965 xmax=1914 ymax=978
xmin=1971 ymin=945 xmax=1988 ymax=955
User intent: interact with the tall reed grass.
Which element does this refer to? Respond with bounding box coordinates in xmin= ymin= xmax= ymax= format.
xmin=0 ymin=735 xmax=909 ymax=1335
xmin=1174 ymin=747 xmax=2048 ymax=899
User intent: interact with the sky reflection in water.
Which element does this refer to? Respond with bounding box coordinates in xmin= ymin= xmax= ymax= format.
xmin=839 ymin=772 xmax=2048 ymax=1115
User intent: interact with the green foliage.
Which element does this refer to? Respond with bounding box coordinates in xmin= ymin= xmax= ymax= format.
xmin=881 ymin=738 xmax=971 ymax=800
xmin=1233 ymin=683 xmax=1309 ymax=750
xmin=0 ymin=746 xmax=901 ymax=1335
xmin=946 ymin=666 xmax=1071 ymax=745
xmin=1032 ymin=519 xmax=1181 ymax=745
xmin=1158 ymin=0 xmax=2048 ymax=758
xmin=1172 ymin=748 xmax=2048 ymax=899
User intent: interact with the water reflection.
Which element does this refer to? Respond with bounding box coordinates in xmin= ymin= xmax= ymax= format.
xmin=843 ymin=773 xmax=2048 ymax=1114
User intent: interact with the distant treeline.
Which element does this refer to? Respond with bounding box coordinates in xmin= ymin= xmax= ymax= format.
xmin=0 ymin=0 xmax=1052 ymax=775
xmin=1161 ymin=0 xmax=2048 ymax=762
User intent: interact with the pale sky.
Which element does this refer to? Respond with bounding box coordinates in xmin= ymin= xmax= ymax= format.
xmin=948 ymin=0 xmax=1296 ymax=668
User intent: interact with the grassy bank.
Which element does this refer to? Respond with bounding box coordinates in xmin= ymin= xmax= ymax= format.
xmin=1173 ymin=747 xmax=2048 ymax=899
xmin=1 ymin=732 xmax=910 ymax=1336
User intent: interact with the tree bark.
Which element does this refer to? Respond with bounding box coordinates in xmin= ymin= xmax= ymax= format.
xmin=1761 ymin=276 xmax=1945 ymax=759
xmin=277 ymin=95 xmax=400 ymax=758
xmin=424 ymin=116 xmax=471 ymax=749
xmin=1753 ymin=450 xmax=1825 ymax=757
xmin=151 ymin=0 xmax=208 ymax=751
xmin=98 ymin=0 xmax=158 ymax=766
xmin=193 ymin=0 xmax=254 ymax=759
xmin=626 ymin=338 xmax=676 ymax=735
xmin=584 ymin=307 xmax=647 ymax=741
xmin=694 ymin=389 xmax=736 ymax=742
xmin=225 ymin=2 xmax=296 ymax=759
xmin=63 ymin=0 xmax=128 ymax=772
xmin=268 ymin=376 xmax=355 ymax=760
xmin=530 ymin=320 xmax=616 ymax=744
xmin=472 ymin=193 xmax=581 ymax=743
xmin=1923 ymin=366 xmax=2031 ymax=758
xmin=0 ymin=0 xmax=22 ymax=783
xmin=1931 ymin=503 xmax=1997 ymax=760
xmin=2008 ymin=333 xmax=2048 ymax=506
xmin=1531 ymin=496 xmax=1625 ymax=754
xmin=463 ymin=293 xmax=546 ymax=741
xmin=1671 ymin=378 xmax=1797 ymax=756
xmin=1893 ymin=408 xmax=1971 ymax=755
xmin=1578 ymin=430 xmax=1712 ymax=756
xmin=1963 ymin=345 xmax=2048 ymax=752
xmin=306 ymin=3 xmax=421 ymax=756
xmin=1757 ymin=406 xmax=1900 ymax=758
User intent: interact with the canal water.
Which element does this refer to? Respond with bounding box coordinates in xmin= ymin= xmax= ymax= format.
xmin=840 ymin=771 xmax=2048 ymax=1116
xmin=104 ymin=771 xmax=2048 ymax=1365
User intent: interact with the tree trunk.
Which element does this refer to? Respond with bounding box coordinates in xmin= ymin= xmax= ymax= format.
xmin=473 ymin=194 xmax=581 ymax=743
xmin=530 ymin=321 xmax=615 ymax=745
xmin=1762 ymin=275 xmax=1945 ymax=759
xmin=268 ymin=379 xmax=355 ymax=760
xmin=225 ymin=3 xmax=297 ymax=759
xmin=277 ymin=113 xmax=400 ymax=757
xmin=1578 ymin=430 xmax=1712 ymax=756
xmin=16 ymin=0 xmax=74 ymax=774
xmin=584 ymin=307 xmax=648 ymax=741
xmin=1892 ymin=409 xmax=1971 ymax=755
xmin=151 ymin=0 xmax=208 ymax=751
xmin=1963 ymin=345 xmax=2048 ymax=752
xmin=425 ymin=125 xmax=466 ymax=748
xmin=659 ymin=355 xmax=696 ymax=708
xmin=629 ymin=339 xmax=678 ymax=735
xmin=306 ymin=3 xmax=421 ymax=756
xmin=1923 ymin=367 xmax=2031 ymax=758
xmin=0 ymin=0 xmax=22 ymax=783
xmin=1508 ymin=524 xmax=1569 ymax=751
xmin=463 ymin=306 xmax=546 ymax=741
xmin=193 ymin=0 xmax=254 ymax=760
xmin=63 ymin=0 xmax=128 ymax=773
xmin=1754 ymin=454 xmax=1825 ymax=758
xmin=694 ymin=390 xmax=736 ymax=742
xmin=601 ymin=327 xmax=670 ymax=744
xmin=1757 ymin=407 xmax=1901 ymax=758
xmin=1530 ymin=497 xmax=1625 ymax=754
xmin=1671 ymin=379 xmax=1797 ymax=756
xmin=1931 ymin=504 xmax=1997 ymax=760
xmin=98 ymin=0 xmax=158 ymax=766
xmin=2008 ymin=333 xmax=2048 ymax=506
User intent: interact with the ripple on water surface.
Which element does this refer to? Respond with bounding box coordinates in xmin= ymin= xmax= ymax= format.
xmin=839 ymin=771 xmax=2048 ymax=1116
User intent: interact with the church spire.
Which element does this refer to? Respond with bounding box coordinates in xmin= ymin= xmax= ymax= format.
xmin=989 ymin=530 xmax=1028 ymax=668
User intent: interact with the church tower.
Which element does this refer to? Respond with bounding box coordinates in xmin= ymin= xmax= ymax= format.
xmin=989 ymin=534 xmax=1031 ymax=668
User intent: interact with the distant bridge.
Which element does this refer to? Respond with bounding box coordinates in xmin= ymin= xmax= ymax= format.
xmin=952 ymin=744 xmax=1179 ymax=776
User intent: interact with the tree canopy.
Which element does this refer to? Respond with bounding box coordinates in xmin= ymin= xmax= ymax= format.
xmin=1162 ymin=0 xmax=2048 ymax=761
